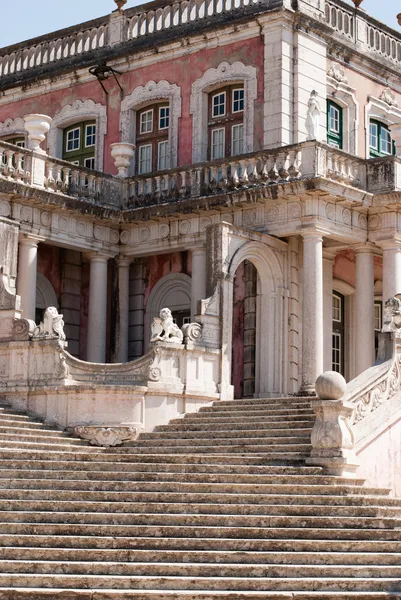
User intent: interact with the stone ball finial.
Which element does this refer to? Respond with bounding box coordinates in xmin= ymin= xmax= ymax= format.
xmin=315 ymin=371 xmax=346 ymax=400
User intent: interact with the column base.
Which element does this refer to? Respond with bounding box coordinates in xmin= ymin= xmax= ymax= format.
xmin=306 ymin=455 xmax=359 ymax=478
xmin=297 ymin=384 xmax=317 ymax=396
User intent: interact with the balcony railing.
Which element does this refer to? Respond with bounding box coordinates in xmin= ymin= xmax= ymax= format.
xmin=1 ymin=139 xmax=400 ymax=210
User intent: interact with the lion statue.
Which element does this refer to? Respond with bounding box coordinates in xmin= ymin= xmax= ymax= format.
xmin=150 ymin=307 xmax=184 ymax=344
xmin=33 ymin=306 xmax=66 ymax=341
xmin=382 ymin=296 xmax=401 ymax=332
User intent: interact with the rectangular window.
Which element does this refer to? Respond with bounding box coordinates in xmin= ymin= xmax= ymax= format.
xmin=138 ymin=144 xmax=152 ymax=174
xmin=380 ymin=127 xmax=392 ymax=155
xmin=329 ymin=105 xmax=340 ymax=134
xmin=158 ymin=141 xmax=169 ymax=170
xmin=211 ymin=128 xmax=225 ymax=160
xmin=140 ymin=110 xmax=153 ymax=134
xmin=159 ymin=107 xmax=170 ymax=130
xmin=332 ymin=332 xmax=341 ymax=373
xmin=232 ymin=88 xmax=244 ymax=113
xmin=212 ymin=92 xmax=226 ymax=118
xmin=85 ymin=124 xmax=96 ymax=148
xmin=369 ymin=122 xmax=378 ymax=152
xmin=232 ymin=123 xmax=244 ymax=155
xmin=84 ymin=157 xmax=96 ymax=170
xmin=332 ymin=294 xmax=342 ymax=322
xmin=66 ymin=127 xmax=80 ymax=152
xmin=374 ymin=303 xmax=382 ymax=332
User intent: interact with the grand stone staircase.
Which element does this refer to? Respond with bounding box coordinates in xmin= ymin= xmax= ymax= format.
xmin=0 ymin=396 xmax=400 ymax=599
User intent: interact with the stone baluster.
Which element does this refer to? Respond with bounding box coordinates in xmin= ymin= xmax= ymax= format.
xmin=180 ymin=170 xmax=187 ymax=196
xmin=45 ymin=160 xmax=55 ymax=190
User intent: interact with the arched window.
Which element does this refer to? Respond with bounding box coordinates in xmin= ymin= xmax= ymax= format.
xmin=327 ymin=100 xmax=343 ymax=149
xmin=62 ymin=120 xmax=96 ymax=169
xmin=369 ymin=120 xmax=395 ymax=157
xmin=136 ymin=103 xmax=170 ymax=174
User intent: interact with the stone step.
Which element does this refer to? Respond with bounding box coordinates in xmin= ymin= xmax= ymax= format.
xmin=0 ymin=523 xmax=400 ymax=541
xmin=2 ymin=547 xmax=401 ymax=566
xmin=156 ymin=420 xmax=315 ymax=432
xmin=201 ymin=402 xmax=313 ymax=413
xmin=176 ymin=413 xmax=316 ymax=424
xmin=0 ymin=425 xmax=68 ymax=437
xmin=0 ymin=478 xmax=382 ymax=496
xmin=1 ymin=560 xmax=401 ymax=579
xmin=134 ymin=436 xmax=311 ymax=447
xmin=212 ymin=397 xmax=314 ymax=407
xmin=0 ymin=432 xmax=85 ymax=445
xmin=0 ymin=511 xmax=399 ymax=530
xmin=0 ymin=459 xmax=323 ymax=476
xmin=0 ymin=499 xmax=399 ymax=518
xmin=0 ymin=469 xmax=364 ymax=486
xmin=0 ymin=573 xmax=400 ymax=591
xmin=0 ymin=487 xmax=392 ymax=504
xmin=0 ymin=590 xmax=400 ymax=600
xmin=117 ymin=444 xmax=311 ymax=456
xmin=0 ymin=416 xmax=47 ymax=427
xmin=195 ymin=407 xmax=315 ymax=417
xmin=141 ymin=429 xmax=313 ymax=440
xmin=2 ymin=534 xmax=401 ymax=552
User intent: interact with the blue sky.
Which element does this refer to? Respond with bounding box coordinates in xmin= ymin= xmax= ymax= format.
xmin=0 ymin=0 xmax=399 ymax=47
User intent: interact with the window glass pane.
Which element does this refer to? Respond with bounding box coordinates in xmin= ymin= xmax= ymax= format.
xmin=66 ymin=128 xmax=80 ymax=152
xmin=332 ymin=332 xmax=341 ymax=373
xmin=85 ymin=124 xmax=96 ymax=148
xmin=15 ymin=140 xmax=25 ymax=148
xmin=332 ymin=294 xmax=341 ymax=322
xmin=212 ymin=93 xmax=226 ymax=117
xmin=374 ymin=303 xmax=382 ymax=331
xmin=211 ymin=128 xmax=225 ymax=160
xmin=158 ymin=141 xmax=169 ymax=170
xmin=329 ymin=105 xmax=340 ymax=133
xmin=233 ymin=88 xmax=244 ymax=113
xmin=232 ymin=124 xmax=244 ymax=155
xmin=369 ymin=122 xmax=378 ymax=151
xmin=84 ymin=157 xmax=95 ymax=170
xmin=159 ymin=107 xmax=170 ymax=130
xmin=139 ymin=144 xmax=152 ymax=174
xmin=380 ymin=127 xmax=392 ymax=155
xmin=140 ymin=110 xmax=153 ymax=134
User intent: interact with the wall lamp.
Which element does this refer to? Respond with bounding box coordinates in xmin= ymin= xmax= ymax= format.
xmin=89 ymin=62 xmax=123 ymax=95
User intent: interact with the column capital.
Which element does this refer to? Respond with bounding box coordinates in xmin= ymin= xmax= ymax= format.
xmin=116 ymin=255 xmax=132 ymax=268
xmin=85 ymin=251 xmax=111 ymax=264
xmin=377 ymin=237 xmax=401 ymax=251
xmin=18 ymin=233 xmax=45 ymax=247
xmin=353 ymin=242 xmax=377 ymax=255
xmin=300 ymin=226 xmax=330 ymax=241
xmin=322 ymin=248 xmax=337 ymax=261
xmin=190 ymin=245 xmax=207 ymax=257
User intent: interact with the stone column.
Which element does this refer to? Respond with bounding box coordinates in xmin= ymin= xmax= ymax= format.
xmin=116 ymin=256 xmax=131 ymax=363
xmin=301 ymin=230 xmax=324 ymax=393
xmin=323 ymin=251 xmax=335 ymax=372
xmin=17 ymin=235 xmax=41 ymax=321
xmin=354 ymin=244 xmax=375 ymax=376
xmin=191 ymin=247 xmax=207 ymax=319
xmin=382 ymin=240 xmax=401 ymax=303
xmin=86 ymin=252 xmax=109 ymax=363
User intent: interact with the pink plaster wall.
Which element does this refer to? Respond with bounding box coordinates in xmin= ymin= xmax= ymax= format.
xmin=356 ymin=412 xmax=401 ymax=497
xmin=0 ymin=37 xmax=264 ymax=174
xmin=333 ymin=250 xmax=382 ymax=289
xmin=232 ymin=262 xmax=245 ymax=399
xmin=37 ymin=244 xmax=62 ymax=299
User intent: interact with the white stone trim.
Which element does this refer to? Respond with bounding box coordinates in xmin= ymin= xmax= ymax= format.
xmin=144 ymin=272 xmax=191 ymax=350
xmin=120 ymin=80 xmax=182 ymax=174
xmin=327 ymin=76 xmax=359 ymax=155
xmin=190 ymin=61 xmax=257 ymax=163
xmin=36 ymin=272 xmax=58 ymax=310
xmin=48 ymin=100 xmax=107 ymax=170
xmin=0 ymin=117 xmax=26 ymax=142
xmin=365 ymin=95 xmax=401 ymax=158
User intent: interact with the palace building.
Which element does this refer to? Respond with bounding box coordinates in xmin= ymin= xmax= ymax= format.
xmin=1 ymin=1 xmax=401 ymax=596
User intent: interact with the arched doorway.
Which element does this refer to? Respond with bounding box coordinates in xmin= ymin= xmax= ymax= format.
xmin=145 ymin=273 xmax=191 ymax=350
xmin=36 ymin=273 xmax=58 ymax=324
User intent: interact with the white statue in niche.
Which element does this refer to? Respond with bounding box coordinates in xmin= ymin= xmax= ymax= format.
xmin=306 ymin=90 xmax=321 ymax=141
xmin=150 ymin=307 xmax=184 ymax=344
xmin=33 ymin=306 xmax=66 ymax=341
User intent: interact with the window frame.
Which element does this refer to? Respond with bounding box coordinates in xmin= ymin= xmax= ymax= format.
xmin=327 ymin=100 xmax=343 ymax=149
xmin=208 ymin=85 xmax=245 ymax=161
xmin=136 ymin=103 xmax=170 ymax=174
xmin=369 ymin=119 xmax=395 ymax=158
xmin=62 ymin=120 xmax=96 ymax=168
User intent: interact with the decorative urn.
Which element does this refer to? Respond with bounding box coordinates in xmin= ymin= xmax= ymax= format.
xmin=110 ymin=142 xmax=136 ymax=177
xmin=23 ymin=114 xmax=52 ymax=153
xmin=114 ymin=0 xmax=128 ymax=10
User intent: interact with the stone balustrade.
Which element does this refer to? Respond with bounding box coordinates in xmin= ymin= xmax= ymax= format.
xmin=325 ymin=0 xmax=401 ymax=66
xmin=3 ymin=138 xmax=401 ymax=209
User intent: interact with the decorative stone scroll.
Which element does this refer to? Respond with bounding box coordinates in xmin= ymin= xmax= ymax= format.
xmin=74 ymin=425 xmax=141 ymax=447
xmin=32 ymin=307 xmax=66 ymax=341
xmin=182 ymin=322 xmax=202 ymax=344
xmin=150 ymin=308 xmax=184 ymax=344
xmin=13 ymin=317 xmax=35 ymax=341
